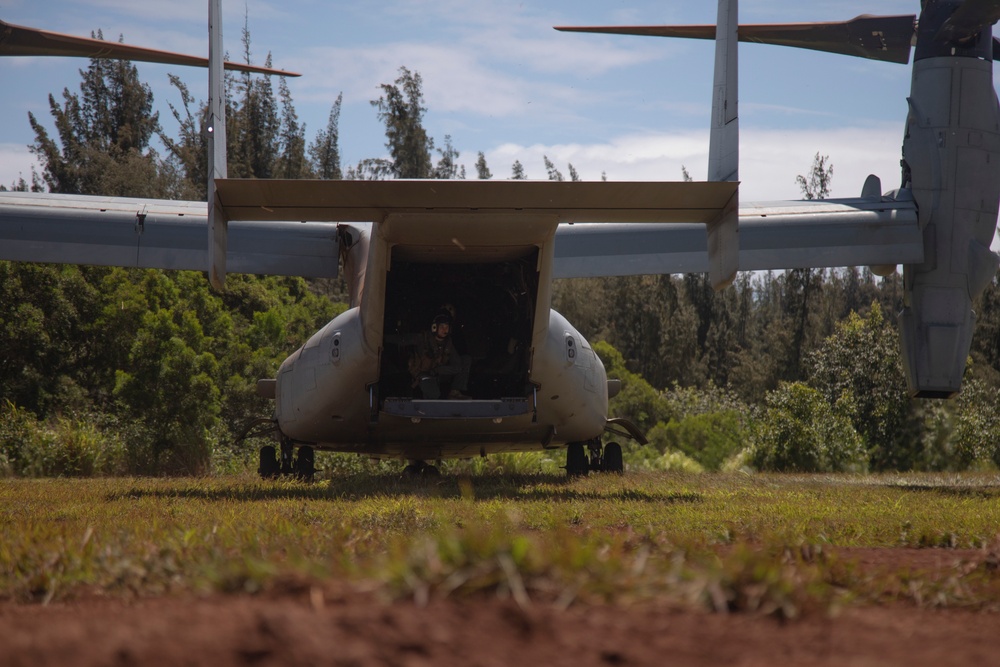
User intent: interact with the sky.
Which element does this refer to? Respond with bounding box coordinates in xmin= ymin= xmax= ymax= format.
xmin=0 ymin=0 xmax=941 ymax=201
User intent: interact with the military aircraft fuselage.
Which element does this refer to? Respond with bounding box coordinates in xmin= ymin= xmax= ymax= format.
xmin=269 ymin=214 xmax=610 ymax=461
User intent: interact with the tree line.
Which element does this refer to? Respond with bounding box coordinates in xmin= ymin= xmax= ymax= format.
xmin=2 ymin=32 xmax=1000 ymax=476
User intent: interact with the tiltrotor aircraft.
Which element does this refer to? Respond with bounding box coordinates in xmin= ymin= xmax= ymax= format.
xmin=0 ymin=1 xmax=997 ymax=478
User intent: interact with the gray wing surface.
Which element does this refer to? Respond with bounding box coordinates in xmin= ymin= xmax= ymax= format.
xmin=554 ymin=192 xmax=922 ymax=278
xmin=0 ymin=185 xmax=921 ymax=279
xmin=0 ymin=191 xmax=339 ymax=277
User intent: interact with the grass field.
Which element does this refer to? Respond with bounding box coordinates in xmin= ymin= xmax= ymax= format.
xmin=3 ymin=471 xmax=1000 ymax=616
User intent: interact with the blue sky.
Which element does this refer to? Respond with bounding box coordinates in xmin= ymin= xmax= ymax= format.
xmin=0 ymin=0 xmax=937 ymax=200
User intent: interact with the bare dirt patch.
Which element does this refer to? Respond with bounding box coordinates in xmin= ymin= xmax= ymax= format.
xmin=1 ymin=547 xmax=997 ymax=667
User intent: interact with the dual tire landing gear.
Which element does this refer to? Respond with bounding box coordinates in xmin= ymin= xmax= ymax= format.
xmin=565 ymin=439 xmax=623 ymax=477
xmin=258 ymin=440 xmax=315 ymax=482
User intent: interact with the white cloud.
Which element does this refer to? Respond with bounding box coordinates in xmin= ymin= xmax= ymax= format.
xmin=474 ymin=123 xmax=903 ymax=201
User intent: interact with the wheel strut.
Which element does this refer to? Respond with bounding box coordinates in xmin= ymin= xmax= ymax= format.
xmin=280 ymin=437 xmax=295 ymax=475
xmin=587 ymin=439 xmax=604 ymax=472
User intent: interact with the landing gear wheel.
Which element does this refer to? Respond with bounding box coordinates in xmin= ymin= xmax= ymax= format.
xmin=258 ymin=445 xmax=279 ymax=479
xmin=294 ymin=446 xmax=315 ymax=482
xmin=565 ymin=442 xmax=589 ymax=477
xmin=602 ymin=441 xmax=624 ymax=474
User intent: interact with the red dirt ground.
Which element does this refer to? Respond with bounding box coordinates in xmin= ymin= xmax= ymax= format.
xmin=1 ymin=548 xmax=997 ymax=667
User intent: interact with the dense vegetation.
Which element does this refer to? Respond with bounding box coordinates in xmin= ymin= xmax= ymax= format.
xmin=0 ymin=266 xmax=341 ymax=475
xmin=3 ymin=32 xmax=1000 ymax=477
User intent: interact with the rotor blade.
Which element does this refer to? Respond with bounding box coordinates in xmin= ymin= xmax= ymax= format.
xmin=556 ymin=14 xmax=916 ymax=64
xmin=936 ymin=0 xmax=1000 ymax=42
xmin=0 ymin=19 xmax=300 ymax=76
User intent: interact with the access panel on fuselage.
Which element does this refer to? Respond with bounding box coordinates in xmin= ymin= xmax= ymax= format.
xmin=378 ymin=248 xmax=539 ymax=403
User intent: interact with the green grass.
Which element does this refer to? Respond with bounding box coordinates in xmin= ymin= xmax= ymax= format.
xmin=3 ymin=471 xmax=1000 ymax=615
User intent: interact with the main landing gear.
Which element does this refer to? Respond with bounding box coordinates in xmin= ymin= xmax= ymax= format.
xmin=234 ymin=419 xmax=315 ymax=482
xmin=258 ymin=437 xmax=316 ymax=482
xmin=565 ymin=439 xmax=623 ymax=477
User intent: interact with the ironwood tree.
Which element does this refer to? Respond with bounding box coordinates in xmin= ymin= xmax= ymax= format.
xmin=28 ymin=31 xmax=167 ymax=197
xmin=309 ymin=93 xmax=344 ymax=180
xmin=369 ymin=66 xmax=434 ymax=179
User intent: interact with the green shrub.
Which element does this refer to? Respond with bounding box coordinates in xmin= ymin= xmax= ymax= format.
xmin=807 ymin=304 xmax=920 ymax=471
xmin=445 ymin=451 xmax=563 ymax=476
xmin=595 ymin=341 xmax=669 ymax=432
xmin=952 ymin=379 xmax=1000 ymax=469
xmin=622 ymin=442 xmax=703 ymax=472
xmin=720 ymin=447 xmax=753 ymax=472
xmin=748 ymin=383 xmax=867 ymax=473
xmin=660 ymin=383 xmax=748 ymax=421
xmin=654 ymin=450 xmax=704 ymax=472
xmin=646 ymin=411 xmax=743 ymax=471
xmin=0 ymin=401 xmax=37 ymax=476
xmin=0 ymin=401 xmax=127 ymax=477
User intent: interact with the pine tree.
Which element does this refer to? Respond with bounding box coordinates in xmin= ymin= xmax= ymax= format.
xmin=511 ymin=160 xmax=526 ymax=179
xmin=433 ymin=135 xmax=462 ymax=179
xmin=161 ymin=75 xmax=208 ymax=199
xmin=796 ymin=153 xmax=833 ymax=200
xmin=371 ymin=66 xmax=434 ymax=178
xmin=783 ymin=154 xmax=835 ymax=379
xmin=233 ymin=53 xmax=280 ymax=178
xmin=274 ymin=76 xmax=310 ymax=178
xmin=29 ymin=31 xmax=167 ymax=197
xmin=543 ymin=155 xmax=564 ymax=181
xmin=309 ymin=94 xmax=343 ymax=179
xmin=475 ymin=151 xmax=492 ymax=179
xmin=0 ymin=171 xmax=43 ymax=192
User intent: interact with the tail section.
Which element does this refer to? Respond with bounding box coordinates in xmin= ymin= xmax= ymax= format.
xmin=207 ymin=0 xmax=229 ymax=290
xmin=706 ymin=0 xmax=739 ymax=290
xmin=557 ymin=1 xmax=1000 ymax=397
xmin=0 ymin=4 xmax=298 ymax=291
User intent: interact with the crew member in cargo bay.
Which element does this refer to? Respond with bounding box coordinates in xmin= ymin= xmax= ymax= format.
xmin=404 ymin=312 xmax=471 ymax=400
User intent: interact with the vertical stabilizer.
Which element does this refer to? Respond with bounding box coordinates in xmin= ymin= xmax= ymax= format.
xmin=706 ymin=0 xmax=739 ymax=290
xmin=207 ymin=0 xmax=229 ymax=290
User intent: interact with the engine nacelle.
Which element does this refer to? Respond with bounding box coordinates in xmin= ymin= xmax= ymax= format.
xmin=899 ymin=52 xmax=1000 ymax=397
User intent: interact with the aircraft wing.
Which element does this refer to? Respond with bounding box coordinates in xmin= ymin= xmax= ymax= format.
xmin=0 ymin=191 xmax=339 ymax=277
xmin=554 ymin=192 xmax=923 ymax=278
xmin=0 ymin=182 xmax=921 ymax=279
xmin=211 ymin=179 xmax=738 ymax=222
xmin=0 ymin=181 xmax=737 ymax=278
